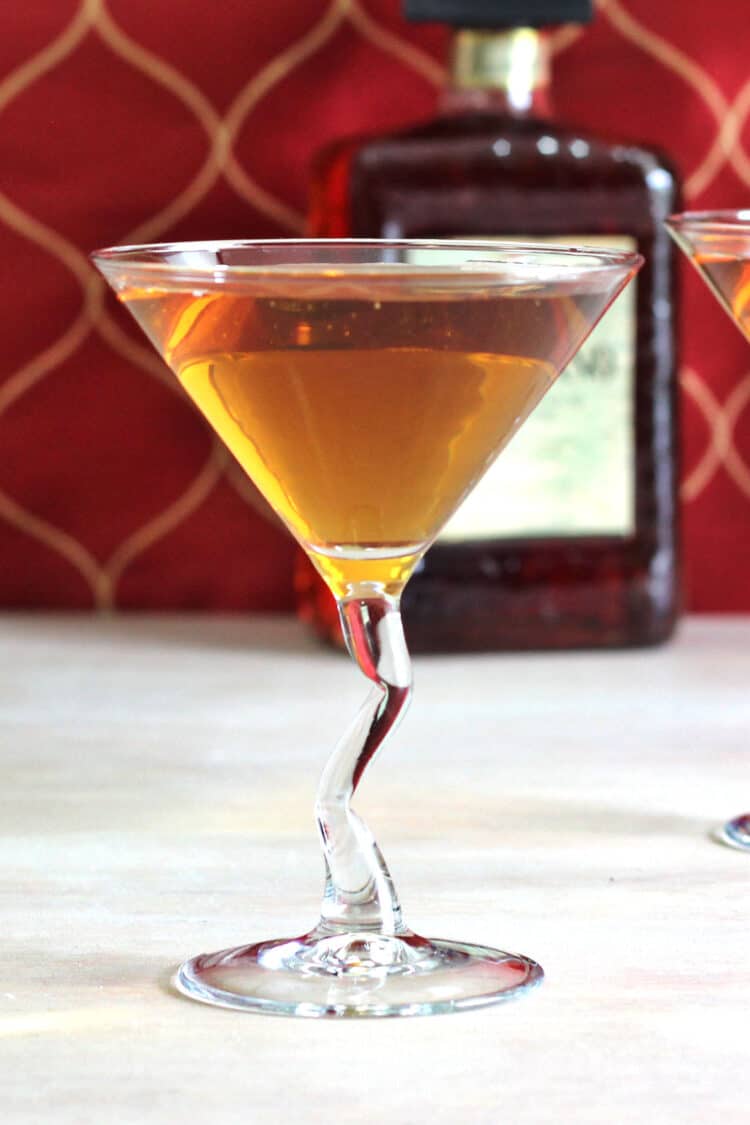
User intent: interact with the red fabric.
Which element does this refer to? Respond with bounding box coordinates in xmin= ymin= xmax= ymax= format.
xmin=0 ymin=1 xmax=748 ymax=611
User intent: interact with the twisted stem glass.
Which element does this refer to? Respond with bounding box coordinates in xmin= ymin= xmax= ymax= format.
xmin=93 ymin=238 xmax=640 ymax=1015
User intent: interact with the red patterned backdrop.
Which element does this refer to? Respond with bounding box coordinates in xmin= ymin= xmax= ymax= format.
xmin=1 ymin=0 xmax=749 ymax=612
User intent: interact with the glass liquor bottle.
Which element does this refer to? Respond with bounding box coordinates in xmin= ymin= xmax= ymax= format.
xmin=296 ymin=0 xmax=681 ymax=651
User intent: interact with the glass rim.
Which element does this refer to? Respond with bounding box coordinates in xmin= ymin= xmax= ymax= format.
xmin=666 ymin=209 xmax=750 ymax=233
xmin=91 ymin=237 xmax=642 ymax=286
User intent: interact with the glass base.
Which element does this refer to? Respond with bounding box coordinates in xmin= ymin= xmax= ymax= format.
xmin=174 ymin=928 xmax=543 ymax=1018
xmin=717 ymin=814 xmax=750 ymax=851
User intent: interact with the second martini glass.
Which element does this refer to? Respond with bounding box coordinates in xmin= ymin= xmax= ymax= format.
xmin=667 ymin=210 xmax=750 ymax=851
xmin=93 ymin=239 xmax=640 ymax=1016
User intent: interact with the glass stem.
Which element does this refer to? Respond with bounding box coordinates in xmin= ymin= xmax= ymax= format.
xmin=315 ymin=592 xmax=412 ymax=936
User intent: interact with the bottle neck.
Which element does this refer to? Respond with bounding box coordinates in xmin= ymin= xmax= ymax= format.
xmin=440 ymin=28 xmax=553 ymax=117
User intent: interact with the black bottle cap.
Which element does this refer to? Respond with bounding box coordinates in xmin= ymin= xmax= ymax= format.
xmin=404 ymin=1 xmax=593 ymax=27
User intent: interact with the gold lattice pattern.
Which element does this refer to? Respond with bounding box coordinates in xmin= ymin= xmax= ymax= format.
xmin=1 ymin=0 xmax=749 ymax=609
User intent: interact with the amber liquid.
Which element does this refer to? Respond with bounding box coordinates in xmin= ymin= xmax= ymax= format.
xmin=118 ymin=273 xmax=606 ymax=598
xmin=693 ymin=253 xmax=750 ymax=340
xmin=306 ymin=96 xmax=681 ymax=649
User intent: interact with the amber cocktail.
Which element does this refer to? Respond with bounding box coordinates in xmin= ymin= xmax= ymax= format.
xmin=667 ymin=211 xmax=750 ymax=851
xmin=93 ymin=239 xmax=640 ymax=1016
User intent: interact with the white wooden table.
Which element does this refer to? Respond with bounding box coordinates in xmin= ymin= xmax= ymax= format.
xmin=1 ymin=615 xmax=748 ymax=1122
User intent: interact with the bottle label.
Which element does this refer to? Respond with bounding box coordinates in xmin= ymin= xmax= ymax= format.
xmin=437 ymin=234 xmax=637 ymax=542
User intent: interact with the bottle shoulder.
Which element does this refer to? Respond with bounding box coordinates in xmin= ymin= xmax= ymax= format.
xmin=315 ymin=114 xmax=680 ymax=191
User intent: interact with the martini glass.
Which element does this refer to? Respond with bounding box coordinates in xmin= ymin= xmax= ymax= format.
xmin=667 ymin=210 xmax=750 ymax=852
xmin=93 ymin=239 xmax=640 ymax=1017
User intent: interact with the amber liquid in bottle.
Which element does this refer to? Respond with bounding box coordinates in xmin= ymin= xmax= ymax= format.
xmin=300 ymin=28 xmax=681 ymax=651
